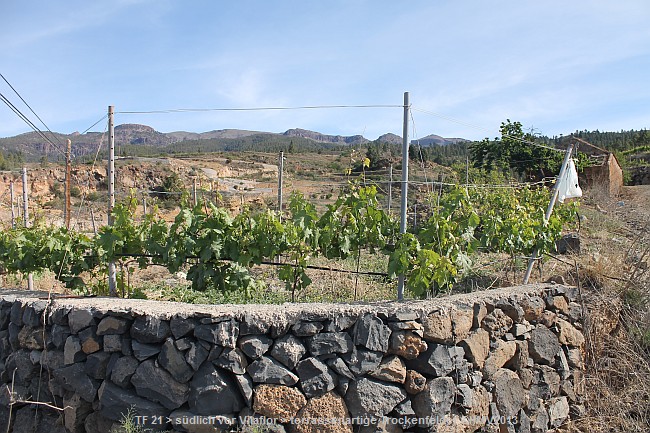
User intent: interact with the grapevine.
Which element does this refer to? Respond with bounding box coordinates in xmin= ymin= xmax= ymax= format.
xmin=0 ymin=182 xmax=576 ymax=299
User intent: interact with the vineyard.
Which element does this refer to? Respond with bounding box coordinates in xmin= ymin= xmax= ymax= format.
xmin=0 ymin=181 xmax=577 ymax=302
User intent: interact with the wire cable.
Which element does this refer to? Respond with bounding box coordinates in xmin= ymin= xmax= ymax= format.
xmin=0 ymin=91 xmax=66 ymax=157
xmin=116 ymin=104 xmax=402 ymax=114
xmin=0 ymin=73 xmax=65 ymax=149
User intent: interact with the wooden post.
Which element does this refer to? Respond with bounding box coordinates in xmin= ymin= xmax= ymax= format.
xmin=107 ymin=106 xmax=117 ymax=296
xmin=22 ymin=168 xmax=34 ymax=290
xmin=278 ymin=151 xmax=284 ymax=218
xmin=64 ymin=139 xmax=72 ymax=228
xmin=90 ymin=207 xmax=97 ymax=235
xmin=397 ymin=92 xmax=410 ymax=301
xmin=387 ymin=164 xmax=393 ymax=214
xmin=9 ymin=181 xmax=15 ymax=229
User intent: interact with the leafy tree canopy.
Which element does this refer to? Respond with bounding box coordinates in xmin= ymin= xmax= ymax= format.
xmin=470 ymin=120 xmax=563 ymax=178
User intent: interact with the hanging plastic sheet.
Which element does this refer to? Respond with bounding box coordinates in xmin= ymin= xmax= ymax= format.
xmin=557 ymin=159 xmax=582 ymax=203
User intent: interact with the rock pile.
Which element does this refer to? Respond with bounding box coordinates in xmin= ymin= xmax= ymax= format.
xmin=0 ymin=284 xmax=585 ymax=433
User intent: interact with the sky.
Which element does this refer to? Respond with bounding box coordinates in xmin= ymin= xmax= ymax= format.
xmin=1 ymin=0 xmax=649 ymax=142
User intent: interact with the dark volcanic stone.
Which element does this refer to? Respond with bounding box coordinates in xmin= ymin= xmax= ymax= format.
xmin=189 ymin=362 xmax=246 ymax=415
xmin=270 ymin=334 xmax=306 ymax=369
xmin=295 ymin=357 xmax=336 ymax=398
xmin=130 ymin=316 xmax=170 ymax=344
xmin=98 ymin=380 xmax=168 ymax=426
xmin=132 ymin=340 xmax=161 ymax=361
xmin=159 ymin=338 xmax=194 ymax=383
xmin=353 ymin=314 xmax=392 ymax=352
xmin=110 ymin=356 xmax=139 ymax=388
xmin=247 ymin=356 xmax=298 ymax=385
xmin=131 ymin=359 xmax=189 ymax=410
xmin=52 ymin=363 xmax=100 ymax=402
xmin=307 ymin=332 xmax=354 ymax=356
xmin=238 ymin=335 xmax=273 ymax=359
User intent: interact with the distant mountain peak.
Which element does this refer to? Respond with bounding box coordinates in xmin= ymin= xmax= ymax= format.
xmin=283 ymin=128 xmax=368 ymax=145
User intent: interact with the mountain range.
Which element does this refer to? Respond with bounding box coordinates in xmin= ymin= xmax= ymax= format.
xmin=0 ymin=124 xmax=468 ymax=161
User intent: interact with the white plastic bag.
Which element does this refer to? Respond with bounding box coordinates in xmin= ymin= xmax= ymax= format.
xmin=557 ymin=159 xmax=582 ymax=203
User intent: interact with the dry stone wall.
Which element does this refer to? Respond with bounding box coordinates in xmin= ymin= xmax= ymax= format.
xmin=0 ymin=284 xmax=585 ymax=433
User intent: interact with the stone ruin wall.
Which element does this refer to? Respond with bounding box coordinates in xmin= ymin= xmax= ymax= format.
xmin=0 ymin=284 xmax=585 ymax=433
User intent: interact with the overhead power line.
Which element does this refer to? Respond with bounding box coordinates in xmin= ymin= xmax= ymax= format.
xmin=0 ymin=91 xmax=66 ymax=157
xmin=0 ymin=72 xmax=65 ymax=149
xmin=116 ymin=104 xmax=403 ymax=114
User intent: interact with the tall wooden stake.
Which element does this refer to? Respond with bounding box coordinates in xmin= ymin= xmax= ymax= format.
xmin=387 ymin=164 xmax=393 ymax=214
xmin=397 ymin=92 xmax=410 ymax=301
xmin=22 ymin=168 xmax=34 ymax=290
xmin=107 ymin=106 xmax=117 ymax=296
xmin=64 ymin=139 xmax=72 ymax=228
xmin=522 ymin=141 xmax=575 ymax=284
xmin=278 ymin=151 xmax=284 ymax=218
xmin=9 ymin=181 xmax=15 ymax=229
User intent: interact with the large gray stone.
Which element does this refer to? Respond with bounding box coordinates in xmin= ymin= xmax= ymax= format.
xmin=130 ymin=316 xmax=170 ymax=343
xmin=343 ymin=347 xmax=383 ymax=376
xmin=406 ymin=344 xmax=464 ymax=378
xmin=292 ymin=320 xmax=324 ymax=337
xmin=40 ymin=349 xmax=65 ymax=371
xmin=67 ymin=309 xmax=94 ymax=333
xmin=345 ymin=377 xmax=407 ymax=418
xmin=235 ymin=373 xmax=254 ymax=406
xmin=63 ymin=393 xmax=93 ymax=433
xmin=548 ymin=396 xmax=570 ymax=428
xmin=159 ymin=338 xmax=194 ymax=383
xmin=238 ymin=334 xmax=273 ymax=359
xmin=194 ymin=319 xmax=239 ymax=348
xmin=52 ymin=363 xmax=100 ymax=402
xmin=215 ymin=348 xmax=249 ymax=374
xmin=170 ymin=315 xmax=197 ymax=339
xmin=98 ymin=380 xmax=168 ymax=425
xmin=326 ymin=356 xmax=355 ymax=380
xmin=529 ymin=324 xmax=561 ymax=365
xmin=493 ymin=368 xmax=525 ymax=419
xmin=85 ymin=351 xmax=112 ymax=379
xmin=247 ymin=356 xmax=298 ymax=385
xmin=131 ymin=358 xmax=189 ymax=409
xmin=110 ymin=355 xmax=139 ymax=388
xmin=132 ymin=339 xmax=161 ymax=361
xmin=307 ymin=332 xmax=354 ymax=356
xmin=103 ymin=334 xmax=123 ymax=353
xmin=49 ymin=324 xmax=70 ymax=349
xmin=22 ymin=303 xmax=46 ymax=327
xmin=189 ymin=362 xmax=246 ymax=415
xmin=63 ymin=335 xmax=86 ymax=364
xmin=9 ymin=302 xmax=23 ymax=326
xmin=96 ymin=316 xmax=130 ymax=335
xmin=353 ymin=314 xmax=391 ymax=352
xmin=411 ymin=377 xmax=455 ymax=425
xmin=239 ymin=312 xmax=272 ymax=335
xmin=186 ymin=341 xmax=209 ymax=371
xmin=270 ymin=334 xmax=306 ymax=369
xmin=295 ymin=357 xmax=336 ymax=398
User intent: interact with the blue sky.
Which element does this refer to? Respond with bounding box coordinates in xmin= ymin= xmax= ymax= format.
xmin=1 ymin=0 xmax=649 ymax=141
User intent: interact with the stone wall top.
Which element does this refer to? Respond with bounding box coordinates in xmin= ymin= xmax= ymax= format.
xmin=0 ymin=283 xmax=562 ymax=324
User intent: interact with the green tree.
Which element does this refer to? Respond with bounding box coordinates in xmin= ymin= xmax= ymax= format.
xmin=470 ymin=120 xmax=563 ymax=178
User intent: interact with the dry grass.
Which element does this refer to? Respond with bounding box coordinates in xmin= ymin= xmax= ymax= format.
xmin=563 ymin=187 xmax=650 ymax=433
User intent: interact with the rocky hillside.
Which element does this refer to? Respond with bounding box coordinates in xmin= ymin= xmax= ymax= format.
xmin=0 ymin=124 xmax=468 ymax=162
